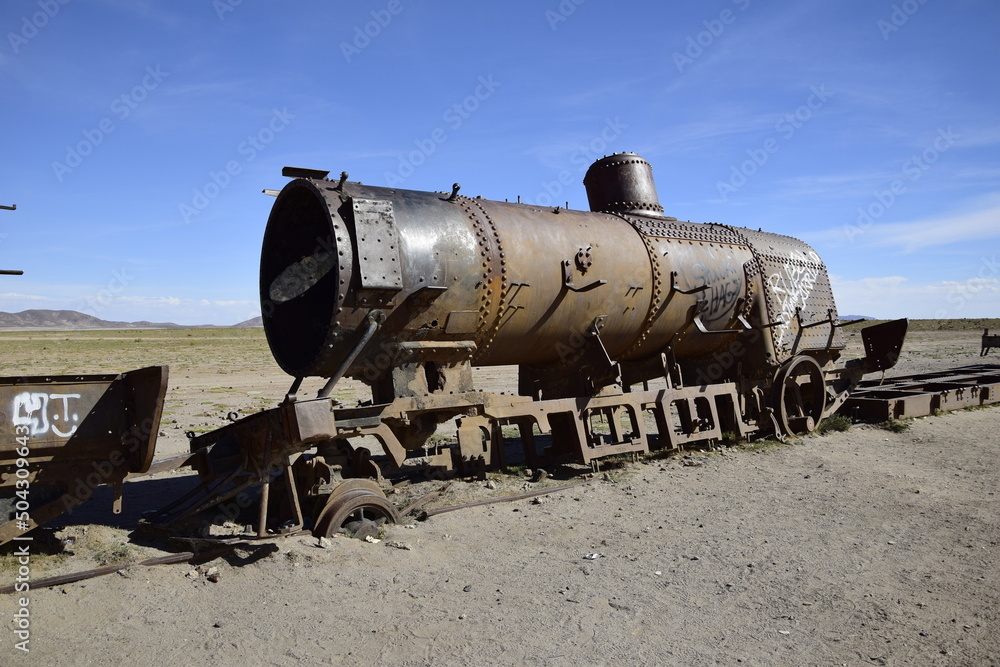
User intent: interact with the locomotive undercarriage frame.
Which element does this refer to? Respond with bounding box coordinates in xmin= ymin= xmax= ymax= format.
xmin=140 ymin=364 xmax=832 ymax=540
xmin=142 ymin=319 xmax=905 ymax=541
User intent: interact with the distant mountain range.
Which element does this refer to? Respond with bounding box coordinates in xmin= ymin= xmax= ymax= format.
xmin=0 ymin=309 xmax=263 ymax=330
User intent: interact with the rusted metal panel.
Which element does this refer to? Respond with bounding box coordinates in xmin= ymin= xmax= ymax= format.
xmin=842 ymin=365 xmax=1000 ymax=421
xmin=982 ymin=329 xmax=1000 ymax=356
xmin=0 ymin=366 xmax=168 ymax=545
xmin=733 ymin=227 xmax=844 ymax=364
xmin=351 ymin=197 xmax=403 ymax=304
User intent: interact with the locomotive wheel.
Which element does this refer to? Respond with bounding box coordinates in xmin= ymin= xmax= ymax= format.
xmin=312 ymin=479 xmax=400 ymax=540
xmin=772 ymin=355 xmax=826 ymax=436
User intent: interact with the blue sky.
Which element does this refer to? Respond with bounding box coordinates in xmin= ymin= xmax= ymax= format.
xmin=1 ymin=0 xmax=997 ymax=324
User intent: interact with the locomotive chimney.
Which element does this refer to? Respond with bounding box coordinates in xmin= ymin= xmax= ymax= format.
xmin=583 ymin=152 xmax=664 ymax=217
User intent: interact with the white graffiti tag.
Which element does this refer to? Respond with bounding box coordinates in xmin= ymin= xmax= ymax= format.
xmin=12 ymin=392 xmax=83 ymax=437
xmin=767 ymin=251 xmax=822 ymax=349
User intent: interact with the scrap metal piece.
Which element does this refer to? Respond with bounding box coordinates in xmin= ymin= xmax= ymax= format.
xmin=982 ymin=329 xmax=1000 ymax=356
xmin=842 ymin=364 xmax=1000 ymax=421
xmin=352 ymin=197 xmax=403 ymax=305
xmin=861 ymin=318 xmax=908 ymax=372
xmin=0 ymin=547 xmax=236 ymax=595
xmin=282 ymin=166 xmax=330 ymax=180
xmin=0 ymin=366 xmax=168 ymax=546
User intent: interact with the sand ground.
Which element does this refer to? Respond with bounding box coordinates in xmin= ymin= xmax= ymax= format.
xmin=1 ymin=326 xmax=999 ymax=666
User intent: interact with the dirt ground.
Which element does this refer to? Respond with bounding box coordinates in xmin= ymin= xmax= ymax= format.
xmin=2 ymin=326 xmax=999 ymax=665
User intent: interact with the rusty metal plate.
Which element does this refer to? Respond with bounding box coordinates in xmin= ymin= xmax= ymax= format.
xmin=0 ymin=366 xmax=168 ymax=545
xmin=842 ymin=364 xmax=1000 ymax=421
xmin=445 ymin=310 xmax=479 ymax=334
xmin=0 ymin=366 xmax=167 ymax=476
xmin=734 ymin=227 xmax=844 ymax=361
xmin=352 ymin=197 xmax=403 ymax=294
xmin=281 ymin=397 xmax=337 ymax=443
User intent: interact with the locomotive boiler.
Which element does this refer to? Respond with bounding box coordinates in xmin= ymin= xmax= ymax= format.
xmin=252 ymin=153 xmax=904 ymax=469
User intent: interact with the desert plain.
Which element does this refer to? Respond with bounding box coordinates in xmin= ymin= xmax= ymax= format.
xmin=1 ymin=321 xmax=998 ymax=666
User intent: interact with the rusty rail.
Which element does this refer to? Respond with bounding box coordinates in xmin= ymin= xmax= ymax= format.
xmin=418 ymin=479 xmax=596 ymax=519
xmin=0 ymin=547 xmax=234 ymax=595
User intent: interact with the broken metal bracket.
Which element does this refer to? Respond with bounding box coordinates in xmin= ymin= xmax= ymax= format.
xmin=562 ymin=259 xmax=606 ymax=292
xmin=693 ymin=309 xmax=755 ymax=335
xmin=284 ymin=376 xmax=304 ymax=404
xmin=669 ymin=270 xmax=709 ymax=296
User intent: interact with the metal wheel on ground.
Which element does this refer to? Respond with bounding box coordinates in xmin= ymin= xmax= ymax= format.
xmin=772 ymin=355 xmax=826 ymax=436
xmin=312 ymin=479 xmax=400 ymax=540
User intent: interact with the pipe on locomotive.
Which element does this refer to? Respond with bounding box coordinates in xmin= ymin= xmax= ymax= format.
xmin=260 ymin=153 xmax=845 ymax=396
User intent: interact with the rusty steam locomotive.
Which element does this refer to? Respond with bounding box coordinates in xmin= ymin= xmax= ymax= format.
xmin=1 ymin=153 xmax=907 ymax=544
xmin=155 ymin=152 xmax=901 ymax=538
xmin=257 ymin=152 xmax=903 ymax=455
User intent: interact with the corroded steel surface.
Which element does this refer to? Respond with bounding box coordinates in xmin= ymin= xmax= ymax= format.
xmin=0 ymin=366 xmax=168 ymax=545
xmin=983 ymin=329 xmax=1000 ymax=356
xmin=260 ymin=154 xmax=849 ymax=389
xmin=842 ymin=364 xmax=1000 ymax=421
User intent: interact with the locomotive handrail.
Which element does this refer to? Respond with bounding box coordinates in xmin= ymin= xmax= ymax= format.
xmin=796 ymin=307 xmax=837 ymax=329
xmin=835 ymin=316 xmax=869 ymax=327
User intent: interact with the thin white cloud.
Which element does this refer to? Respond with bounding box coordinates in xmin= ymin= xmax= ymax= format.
xmin=94 ymin=0 xmax=183 ymax=28
xmin=955 ymin=125 xmax=1000 ymax=148
xmin=813 ymin=195 xmax=1000 ymax=252
xmin=771 ymin=170 xmax=896 ymax=201
xmin=869 ymin=201 xmax=1000 ymax=253
xmin=0 ymin=292 xmax=55 ymax=302
xmin=117 ymin=295 xmax=183 ymax=306
xmin=831 ymin=272 xmax=1000 ymax=319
